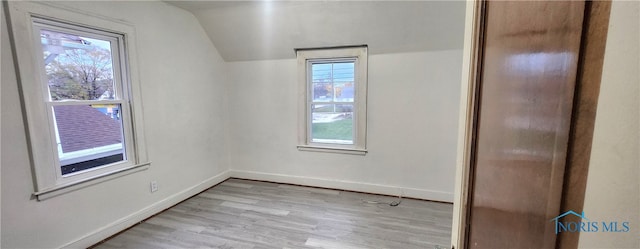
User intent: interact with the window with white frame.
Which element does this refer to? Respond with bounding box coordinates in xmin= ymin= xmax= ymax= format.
xmin=8 ymin=2 xmax=148 ymax=200
xmin=296 ymin=46 xmax=368 ymax=154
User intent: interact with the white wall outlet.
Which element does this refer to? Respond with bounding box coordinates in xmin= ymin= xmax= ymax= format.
xmin=150 ymin=181 xmax=158 ymax=193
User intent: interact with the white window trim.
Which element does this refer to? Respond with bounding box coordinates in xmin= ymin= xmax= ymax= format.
xmin=7 ymin=1 xmax=150 ymax=200
xmin=59 ymin=143 xmax=123 ymax=166
xmin=296 ymin=46 xmax=368 ymax=155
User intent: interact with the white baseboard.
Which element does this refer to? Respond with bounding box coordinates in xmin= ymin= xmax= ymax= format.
xmin=229 ymin=170 xmax=454 ymax=203
xmin=62 ymin=169 xmax=231 ymax=249
xmin=62 ymin=169 xmax=452 ymax=248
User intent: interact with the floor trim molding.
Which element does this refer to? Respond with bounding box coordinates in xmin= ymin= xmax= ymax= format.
xmin=229 ymin=170 xmax=454 ymax=203
xmin=75 ymin=169 xmax=453 ymax=248
xmin=64 ymin=170 xmax=231 ymax=249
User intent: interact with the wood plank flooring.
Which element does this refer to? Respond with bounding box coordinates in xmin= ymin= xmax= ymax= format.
xmin=94 ymin=179 xmax=453 ymax=249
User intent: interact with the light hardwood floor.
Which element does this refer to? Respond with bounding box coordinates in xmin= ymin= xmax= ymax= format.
xmin=94 ymin=179 xmax=453 ymax=249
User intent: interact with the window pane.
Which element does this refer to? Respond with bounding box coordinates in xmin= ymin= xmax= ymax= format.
xmin=311 ymin=62 xmax=355 ymax=102
xmin=311 ymin=63 xmax=332 ymax=83
xmin=311 ymin=104 xmax=354 ymax=144
xmin=53 ymin=104 xmax=125 ymax=175
xmin=312 ymin=82 xmax=333 ymax=102
xmin=41 ymin=29 xmax=116 ymax=101
xmin=334 ymin=82 xmax=354 ymax=102
xmin=332 ymin=62 xmax=355 ymax=83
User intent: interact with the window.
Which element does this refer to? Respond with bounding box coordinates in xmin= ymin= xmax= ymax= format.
xmin=37 ymin=21 xmax=130 ymax=175
xmin=296 ymin=46 xmax=368 ymax=154
xmin=8 ymin=2 xmax=149 ymax=200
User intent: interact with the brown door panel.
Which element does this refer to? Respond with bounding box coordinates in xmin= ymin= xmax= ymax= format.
xmin=468 ymin=1 xmax=585 ymax=248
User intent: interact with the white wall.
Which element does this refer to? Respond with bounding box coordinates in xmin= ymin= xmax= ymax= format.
xmin=2 ymin=1 xmax=465 ymax=247
xmin=227 ymin=50 xmax=463 ymax=202
xmin=578 ymin=1 xmax=640 ymax=248
xmin=171 ymin=1 xmax=465 ymax=61
xmin=1 ymin=1 xmax=230 ymax=248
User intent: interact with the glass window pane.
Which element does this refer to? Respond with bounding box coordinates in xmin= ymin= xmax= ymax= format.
xmin=311 ymin=62 xmax=355 ymax=103
xmin=41 ymin=29 xmax=116 ymax=101
xmin=311 ymin=104 xmax=354 ymax=144
xmin=311 ymin=63 xmax=332 ymax=83
xmin=312 ymin=82 xmax=333 ymax=102
xmin=332 ymin=62 xmax=355 ymax=82
xmin=334 ymin=82 xmax=354 ymax=102
xmin=53 ymin=104 xmax=125 ymax=175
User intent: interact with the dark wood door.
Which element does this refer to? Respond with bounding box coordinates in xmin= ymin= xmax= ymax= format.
xmin=467 ymin=1 xmax=585 ymax=248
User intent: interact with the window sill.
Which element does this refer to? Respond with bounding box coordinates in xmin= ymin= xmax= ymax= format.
xmin=33 ymin=162 xmax=151 ymax=201
xmin=297 ymin=145 xmax=367 ymax=155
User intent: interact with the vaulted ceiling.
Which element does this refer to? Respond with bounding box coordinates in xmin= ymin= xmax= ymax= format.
xmin=166 ymin=1 xmax=466 ymax=62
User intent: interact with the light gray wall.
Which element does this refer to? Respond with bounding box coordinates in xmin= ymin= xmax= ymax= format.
xmin=169 ymin=1 xmax=466 ymax=61
xmin=227 ymin=50 xmax=463 ymax=201
xmin=1 ymin=1 xmax=229 ymax=248
xmin=578 ymin=1 xmax=640 ymax=247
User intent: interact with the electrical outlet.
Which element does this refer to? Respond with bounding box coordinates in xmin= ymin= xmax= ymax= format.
xmin=150 ymin=181 xmax=158 ymax=193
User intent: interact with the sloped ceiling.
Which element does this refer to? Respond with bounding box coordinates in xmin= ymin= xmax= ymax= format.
xmin=166 ymin=1 xmax=466 ymax=62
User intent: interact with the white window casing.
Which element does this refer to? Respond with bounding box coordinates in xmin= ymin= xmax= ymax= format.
xmin=7 ymin=1 xmax=149 ymax=200
xmin=296 ymin=46 xmax=368 ymax=155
